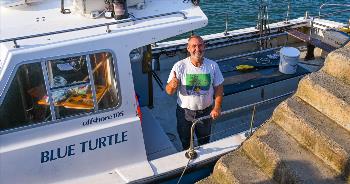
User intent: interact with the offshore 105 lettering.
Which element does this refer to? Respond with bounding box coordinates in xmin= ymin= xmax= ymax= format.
xmin=41 ymin=131 xmax=128 ymax=163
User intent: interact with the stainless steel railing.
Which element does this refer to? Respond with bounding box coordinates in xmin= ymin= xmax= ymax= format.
xmin=185 ymin=91 xmax=294 ymax=159
xmin=319 ymin=3 xmax=350 ymax=17
xmin=0 ymin=11 xmax=187 ymax=46
xmin=215 ymin=46 xmax=282 ymax=63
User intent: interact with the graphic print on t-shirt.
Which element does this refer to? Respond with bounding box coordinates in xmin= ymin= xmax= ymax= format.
xmin=185 ymin=73 xmax=211 ymax=96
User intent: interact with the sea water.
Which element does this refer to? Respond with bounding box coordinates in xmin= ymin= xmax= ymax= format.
xmin=197 ymin=0 xmax=349 ymax=36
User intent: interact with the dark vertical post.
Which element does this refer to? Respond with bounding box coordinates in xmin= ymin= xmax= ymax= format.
xmin=143 ymin=45 xmax=154 ymax=108
xmin=60 ymin=0 xmax=71 ymax=14
xmin=61 ymin=0 xmax=64 ymax=13
xmin=148 ymin=71 xmax=153 ymax=108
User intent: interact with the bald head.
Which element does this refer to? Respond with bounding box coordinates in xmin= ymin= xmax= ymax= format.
xmin=188 ymin=35 xmax=204 ymax=43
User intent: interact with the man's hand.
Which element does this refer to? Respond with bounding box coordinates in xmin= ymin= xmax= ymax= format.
xmin=211 ymin=84 xmax=223 ymax=120
xmin=210 ymin=107 xmax=221 ymax=120
xmin=169 ymin=71 xmax=179 ymax=89
xmin=166 ymin=71 xmax=179 ymax=95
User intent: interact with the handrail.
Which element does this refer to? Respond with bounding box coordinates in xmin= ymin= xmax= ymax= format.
xmin=319 ymin=3 xmax=350 ymax=16
xmin=185 ymin=91 xmax=294 ymax=159
xmin=309 ymin=8 xmax=350 ymax=37
xmin=0 ymin=11 xmax=187 ymax=44
xmin=315 ymin=9 xmax=350 ymax=19
xmin=207 ymin=32 xmax=287 ymax=52
xmin=197 ymin=91 xmax=293 ymax=122
xmin=215 ymin=46 xmax=282 ymax=63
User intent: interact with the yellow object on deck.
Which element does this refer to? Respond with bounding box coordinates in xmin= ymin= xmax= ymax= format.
xmin=235 ymin=65 xmax=255 ymax=71
xmin=339 ymin=27 xmax=350 ymax=34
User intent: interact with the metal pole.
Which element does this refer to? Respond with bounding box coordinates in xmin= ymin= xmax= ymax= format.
xmin=13 ymin=40 xmax=19 ymax=48
xmin=224 ymin=13 xmax=229 ymax=36
xmin=41 ymin=61 xmax=57 ymax=120
xmin=61 ymin=0 xmax=64 ymax=13
xmin=249 ymin=105 xmax=256 ymax=136
xmin=61 ymin=0 xmax=71 ymax=14
xmin=86 ymin=56 xmax=99 ymax=112
xmin=310 ymin=17 xmax=314 ymax=41
xmin=185 ymin=120 xmax=200 ymax=159
xmin=304 ymin=11 xmax=309 ymax=20
xmin=285 ymin=0 xmax=290 ymax=23
xmin=147 ymin=72 xmax=154 ymax=108
xmin=106 ymin=25 xmax=111 ymax=33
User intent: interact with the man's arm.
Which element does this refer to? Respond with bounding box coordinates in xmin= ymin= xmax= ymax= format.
xmin=210 ymin=84 xmax=223 ymax=119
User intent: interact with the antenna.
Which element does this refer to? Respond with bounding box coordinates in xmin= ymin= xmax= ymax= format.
xmin=256 ymin=0 xmax=270 ymax=50
xmin=60 ymin=0 xmax=71 ymax=14
xmin=285 ymin=0 xmax=291 ymax=23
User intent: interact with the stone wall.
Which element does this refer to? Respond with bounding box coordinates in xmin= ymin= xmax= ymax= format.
xmin=198 ymin=45 xmax=350 ymax=184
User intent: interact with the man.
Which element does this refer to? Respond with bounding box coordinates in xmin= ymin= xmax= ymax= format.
xmin=166 ymin=35 xmax=224 ymax=150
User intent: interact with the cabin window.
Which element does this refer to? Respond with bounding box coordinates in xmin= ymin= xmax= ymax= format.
xmin=0 ymin=63 xmax=50 ymax=130
xmin=0 ymin=52 xmax=119 ymax=131
xmin=46 ymin=52 xmax=119 ymax=119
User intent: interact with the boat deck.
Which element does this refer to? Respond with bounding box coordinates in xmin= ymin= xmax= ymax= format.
xmin=142 ymin=48 xmax=324 ymax=157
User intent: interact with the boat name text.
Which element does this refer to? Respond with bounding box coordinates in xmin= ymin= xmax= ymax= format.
xmin=40 ymin=131 xmax=128 ymax=163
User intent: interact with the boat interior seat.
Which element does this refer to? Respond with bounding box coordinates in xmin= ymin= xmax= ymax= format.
xmin=140 ymin=107 xmax=177 ymax=160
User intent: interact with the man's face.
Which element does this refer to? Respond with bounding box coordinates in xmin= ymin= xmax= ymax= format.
xmin=187 ymin=37 xmax=205 ymax=60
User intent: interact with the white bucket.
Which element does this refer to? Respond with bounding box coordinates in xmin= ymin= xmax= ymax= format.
xmin=279 ymin=47 xmax=300 ymax=74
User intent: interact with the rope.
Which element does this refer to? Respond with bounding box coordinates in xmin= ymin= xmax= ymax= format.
xmin=176 ymin=157 xmax=192 ymax=184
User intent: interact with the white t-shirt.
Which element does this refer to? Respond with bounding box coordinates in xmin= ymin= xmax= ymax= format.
xmin=167 ymin=57 xmax=224 ymax=110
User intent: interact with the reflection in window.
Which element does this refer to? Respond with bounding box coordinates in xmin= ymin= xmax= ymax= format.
xmin=0 ymin=63 xmax=50 ymax=131
xmin=90 ymin=53 xmax=119 ymax=109
xmin=48 ymin=56 xmax=89 ymax=88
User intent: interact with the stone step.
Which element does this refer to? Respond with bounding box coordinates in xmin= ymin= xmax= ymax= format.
xmin=273 ymin=96 xmax=350 ymax=181
xmin=242 ymin=122 xmax=344 ymax=184
xmin=296 ymin=71 xmax=350 ymax=132
xmin=196 ymin=175 xmax=218 ymax=184
xmin=208 ymin=148 xmax=276 ymax=184
xmin=322 ymin=46 xmax=350 ymax=85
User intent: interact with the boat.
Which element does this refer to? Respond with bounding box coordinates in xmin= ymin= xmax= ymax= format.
xmin=0 ymin=0 xmax=349 ymax=183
